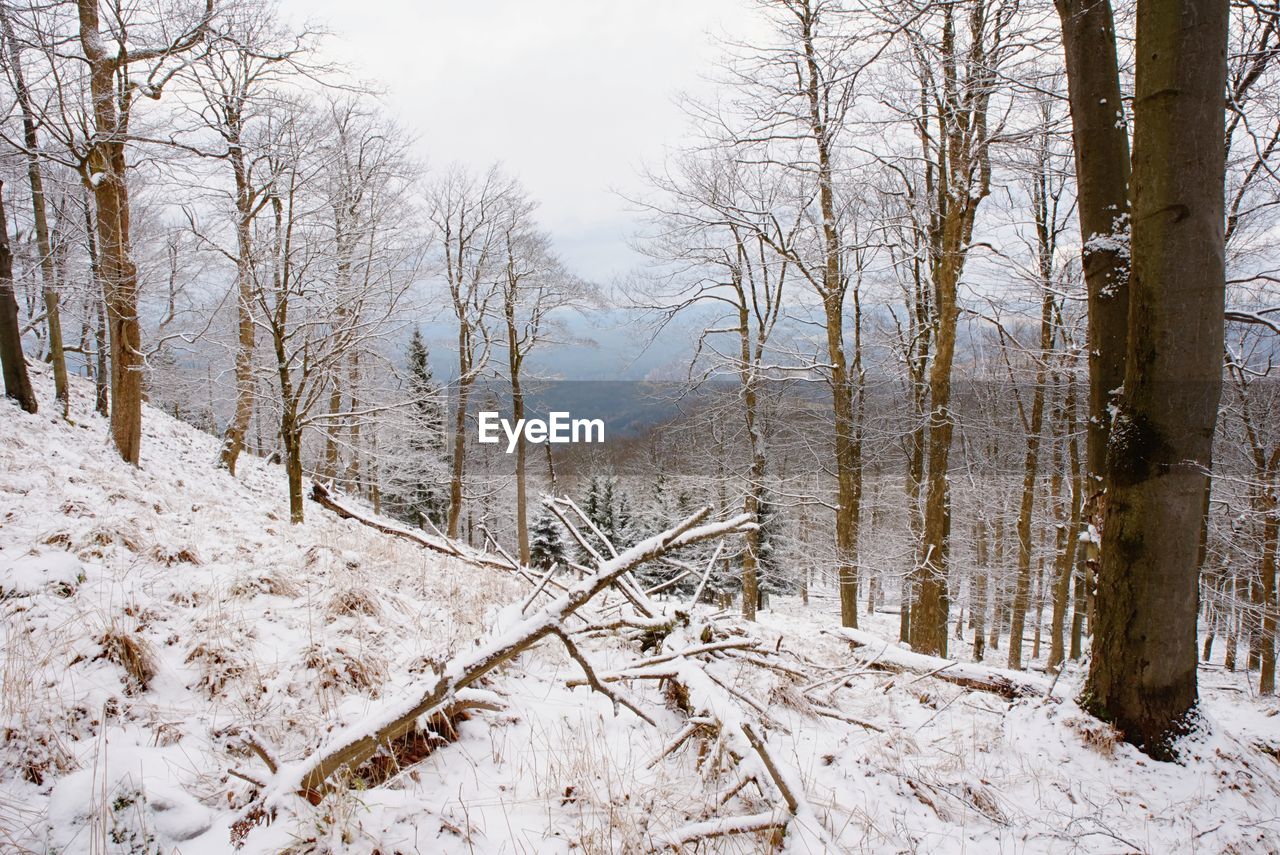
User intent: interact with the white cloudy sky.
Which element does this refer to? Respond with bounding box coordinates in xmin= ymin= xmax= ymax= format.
xmin=278 ymin=0 xmax=761 ymax=284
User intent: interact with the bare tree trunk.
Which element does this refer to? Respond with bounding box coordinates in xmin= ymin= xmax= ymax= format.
xmin=272 ymin=295 xmax=303 ymax=524
xmin=1054 ymin=0 xmax=1132 ymax=504
xmin=972 ymin=516 xmax=989 ymax=661
xmin=1069 ymin=547 xmax=1088 ymax=660
xmin=218 ymin=177 xmax=257 ymax=475
xmin=1050 ymin=382 xmax=1083 ymax=668
xmin=78 ymin=0 xmax=144 ymax=464
xmin=1 ymin=7 xmax=67 ymax=415
xmin=915 ymin=273 xmax=959 ymax=656
xmin=901 ymin=419 xmax=924 ymax=643
xmin=1083 ymin=0 xmax=1229 ymax=759
xmin=794 ymin=3 xmax=862 ymax=628
xmin=0 ymin=182 xmax=36 ymax=413
xmin=80 ymin=195 xmax=109 ymax=416
xmin=739 ymin=301 xmax=764 ymax=622
xmin=1010 ymin=290 xmax=1054 ymax=670
xmin=511 ymin=369 xmax=529 ymax=565
xmin=321 ymin=381 xmax=342 ymax=482
xmin=1225 ymin=571 xmax=1240 ymax=671
xmin=989 ymin=515 xmax=1007 ymax=652
xmin=447 ymin=366 xmax=473 ymax=539
xmin=1259 ymin=495 xmax=1277 ymax=695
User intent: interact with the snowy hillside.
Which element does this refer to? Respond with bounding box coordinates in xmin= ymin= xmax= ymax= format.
xmin=2 ymin=369 xmax=1279 ymax=853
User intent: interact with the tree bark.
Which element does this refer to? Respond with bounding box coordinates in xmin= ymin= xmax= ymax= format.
xmin=1258 ymin=492 xmax=1277 ymax=695
xmin=78 ymin=0 xmax=143 ymax=463
xmin=1082 ymin=0 xmax=1229 ymax=759
xmin=1054 ymin=0 xmax=1132 ymax=503
xmin=0 ymin=182 xmax=36 ymax=413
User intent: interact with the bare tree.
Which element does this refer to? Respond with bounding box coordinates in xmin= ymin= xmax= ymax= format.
xmin=184 ymin=5 xmax=316 ymax=475
xmin=495 ymin=198 xmax=590 ymax=563
xmin=1082 ymin=0 xmax=1229 ymax=759
xmin=900 ymin=0 xmax=1019 ymax=656
xmin=426 ymin=165 xmax=517 ymax=538
xmin=75 ymin=0 xmax=214 ymax=463
xmin=637 ymin=151 xmax=793 ymax=619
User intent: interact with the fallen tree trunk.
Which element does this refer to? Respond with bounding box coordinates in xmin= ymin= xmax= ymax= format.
xmin=232 ymin=505 xmax=753 ymax=844
xmin=311 ymin=481 xmax=522 ymax=577
xmin=830 ymin=627 xmax=1047 ymax=700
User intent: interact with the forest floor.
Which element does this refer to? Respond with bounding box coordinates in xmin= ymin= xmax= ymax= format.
xmin=2 ymin=366 xmax=1279 ymax=854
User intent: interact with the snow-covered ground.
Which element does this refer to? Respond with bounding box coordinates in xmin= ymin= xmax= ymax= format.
xmin=2 ymin=368 xmax=1278 ymax=853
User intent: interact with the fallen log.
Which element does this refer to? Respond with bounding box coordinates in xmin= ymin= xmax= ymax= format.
xmin=829 ymin=627 xmax=1048 ymax=699
xmin=231 ymin=505 xmax=753 ymax=845
xmin=310 ymin=482 xmax=526 ymax=578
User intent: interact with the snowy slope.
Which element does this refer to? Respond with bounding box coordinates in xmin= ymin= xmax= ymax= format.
xmin=2 ymin=366 xmax=1279 ymax=854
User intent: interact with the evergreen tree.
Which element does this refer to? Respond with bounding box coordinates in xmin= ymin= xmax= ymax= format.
xmin=385 ymin=329 xmax=449 ymax=528
xmin=756 ymin=495 xmax=795 ymax=603
xmin=579 ymin=475 xmax=617 ymax=563
xmin=529 ymin=512 xmax=567 ymax=570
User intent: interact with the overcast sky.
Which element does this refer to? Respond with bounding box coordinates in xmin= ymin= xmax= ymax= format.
xmin=278 ymin=0 xmax=760 ymax=285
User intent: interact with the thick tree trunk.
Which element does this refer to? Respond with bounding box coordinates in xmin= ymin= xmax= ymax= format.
xmin=914 ymin=280 xmax=957 ymax=657
xmin=0 ymin=182 xmax=36 ymax=413
xmin=1054 ymin=0 xmax=1132 ymax=503
xmin=79 ymin=0 xmax=144 ymax=464
xmin=1082 ymin=0 xmax=1228 ymax=759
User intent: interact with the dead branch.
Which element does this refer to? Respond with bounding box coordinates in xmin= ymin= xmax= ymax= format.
xmin=230 ymin=506 xmax=753 ymax=844
xmin=655 ymin=809 xmax=790 ymax=849
xmin=311 ymin=482 xmax=532 ymax=580
xmin=830 ymin=628 xmax=1047 ymax=700
xmin=553 ymin=628 xmax=656 ymax=725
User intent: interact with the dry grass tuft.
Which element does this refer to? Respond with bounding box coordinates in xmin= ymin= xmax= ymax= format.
xmin=97 ymin=626 xmax=156 ymax=695
xmin=1067 ymin=715 xmax=1120 ymax=758
xmin=302 ymin=643 xmax=387 ymax=697
xmin=150 ymin=544 xmax=202 ymax=566
xmin=767 ymin=677 xmax=812 ymax=713
xmin=185 ymin=642 xmax=247 ymax=698
xmin=74 ymin=524 xmax=143 ymax=559
xmin=326 ymin=587 xmax=380 ymax=619
xmin=229 ymin=572 xmax=300 ymax=599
